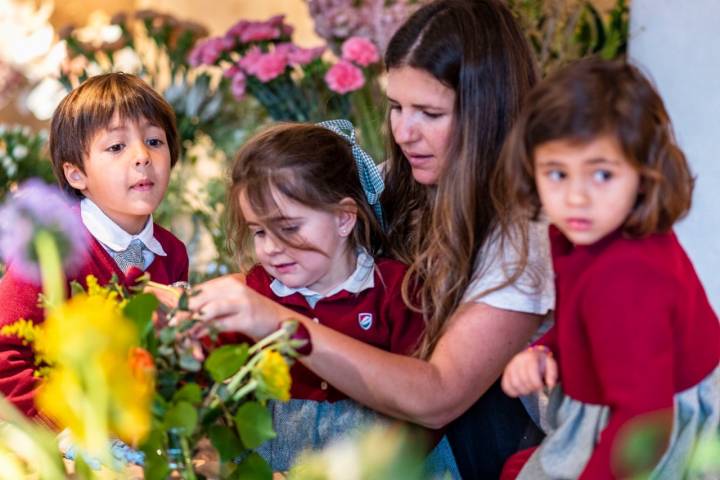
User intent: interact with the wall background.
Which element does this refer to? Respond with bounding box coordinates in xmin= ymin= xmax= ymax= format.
xmin=630 ymin=0 xmax=720 ymax=311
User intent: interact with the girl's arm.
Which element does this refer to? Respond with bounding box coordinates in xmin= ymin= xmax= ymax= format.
xmin=190 ymin=275 xmax=542 ymax=428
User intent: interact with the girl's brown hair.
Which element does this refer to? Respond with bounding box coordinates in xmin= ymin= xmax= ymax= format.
xmin=49 ymin=72 xmax=179 ymax=198
xmin=495 ymin=57 xmax=693 ymax=247
xmin=227 ymin=123 xmax=386 ymax=270
xmin=381 ymin=0 xmax=538 ymax=358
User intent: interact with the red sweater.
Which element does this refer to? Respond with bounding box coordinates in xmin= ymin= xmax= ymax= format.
xmin=246 ymin=257 xmax=424 ymax=402
xmin=0 ymin=223 xmax=188 ymax=416
xmin=537 ymin=226 xmax=719 ymax=479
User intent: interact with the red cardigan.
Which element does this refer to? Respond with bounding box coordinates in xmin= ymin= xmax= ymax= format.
xmin=0 ymin=223 xmax=188 ymax=417
xmin=246 ymin=257 xmax=425 ymax=402
xmin=537 ymin=226 xmax=719 ymax=479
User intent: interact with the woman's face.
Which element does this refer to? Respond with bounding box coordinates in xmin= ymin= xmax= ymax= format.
xmin=387 ymin=66 xmax=456 ymax=185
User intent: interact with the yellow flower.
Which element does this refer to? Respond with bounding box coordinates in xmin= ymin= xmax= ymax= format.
xmin=0 ymin=319 xmax=50 ymax=371
xmin=34 ymin=294 xmax=151 ymax=447
xmin=253 ymin=349 xmax=291 ymax=402
xmin=85 ymin=274 xmax=127 ymax=310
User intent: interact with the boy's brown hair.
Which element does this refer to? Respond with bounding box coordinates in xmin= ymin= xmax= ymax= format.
xmin=227 ymin=123 xmax=387 ymax=271
xmin=495 ymin=57 xmax=694 ymax=238
xmin=49 ymin=72 xmax=179 ymax=198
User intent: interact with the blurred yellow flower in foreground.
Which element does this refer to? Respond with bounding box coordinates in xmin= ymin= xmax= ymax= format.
xmin=253 ymin=349 xmax=291 ymax=402
xmin=34 ymin=293 xmax=152 ymax=452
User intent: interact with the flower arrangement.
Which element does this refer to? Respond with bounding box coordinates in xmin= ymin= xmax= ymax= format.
xmin=0 ymin=181 xmax=305 ymax=479
xmin=188 ymin=14 xmax=386 ymax=160
xmin=305 ymin=0 xmax=429 ymax=53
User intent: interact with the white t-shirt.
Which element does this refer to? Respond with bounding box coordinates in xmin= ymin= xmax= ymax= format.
xmin=461 ymin=221 xmax=555 ymax=315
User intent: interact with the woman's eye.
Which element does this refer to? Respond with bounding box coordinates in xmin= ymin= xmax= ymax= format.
xmin=422 ymin=111 xmax=443 ymax=119
xmin=281 ymin=225 xmax=299 ymax=234
xmin=253 ymin=230 xmax=265 ymax=238
xmin=593 ymin=170 xmax=613 ymax=182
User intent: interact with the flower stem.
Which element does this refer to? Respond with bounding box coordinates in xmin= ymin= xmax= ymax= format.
xmin=34 ymin=229 xmax=65 ymax=311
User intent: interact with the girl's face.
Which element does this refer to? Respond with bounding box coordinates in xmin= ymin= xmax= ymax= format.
xmin=534 ymin=134 xmax=640 ymax=245
xmin=387 ymin=66 xmax=455 ymax=185
xmin=239 ymin=188 xmax=357 ymax=295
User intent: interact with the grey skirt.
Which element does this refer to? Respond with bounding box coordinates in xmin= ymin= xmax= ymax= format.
xmin=256 ymin=398 xmax=460 ymax=478
xmin=518 ymin=364 xmax=720 ymax=479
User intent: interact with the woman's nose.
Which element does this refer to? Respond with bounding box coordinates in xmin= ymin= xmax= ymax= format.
xmin=392 ymin=112 xmax=417 ymax=144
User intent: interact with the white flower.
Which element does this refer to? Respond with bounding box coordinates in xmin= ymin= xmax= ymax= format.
xmin=11 ymin=144 xmax=28 ymax=160
xmin=25 ymin=78 xmax=68 ymax=121
xmin=112 ymin=47 xmax=142 ymax=74
xmin=1 ymin=155 xmax=17 ymax=177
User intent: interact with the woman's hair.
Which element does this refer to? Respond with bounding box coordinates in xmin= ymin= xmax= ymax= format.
xmin=227 ymin=123 xmax=386 ymax=270
xmin=381 ymin=0 xmax=538 ymax=358
xmin=495 ymin=57 xmax=693 ymax=242
xmin=49 ymin=72 xmax=179 ymax=198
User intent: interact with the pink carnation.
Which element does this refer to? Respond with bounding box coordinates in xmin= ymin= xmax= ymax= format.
xmin=240 ymin=23 xmax=281 ymax=43
xmin=231 ymin=71 xmax=247 ymax=100
xmin=188 ymin=36 xmax=232 ymax=67
xmin=325 ymin=60 xmax=365 ymax=94
xmin=242 ymin=49 xmax=288 ymax=83
xmin=341 ymin=36 xmax=379 ymax=67
xmin=276 ymin=43 xmax=325 ymax=66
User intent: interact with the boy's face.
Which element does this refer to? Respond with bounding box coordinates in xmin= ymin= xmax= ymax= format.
xmin=64 ymin=114 xmax=171 ymax=234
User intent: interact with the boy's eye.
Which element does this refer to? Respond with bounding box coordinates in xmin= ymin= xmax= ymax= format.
xmin=593 ymin=170 xmax=613 ymax=182
xmin=146 ymin=138 xmax=164 ymax=147
xmin=107 ymin=144 xmax=124 ymax=153
xmin=547 ymin=170 xmax=565 ymax=181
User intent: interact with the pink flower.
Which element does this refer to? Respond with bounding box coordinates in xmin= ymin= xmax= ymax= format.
xmin=325 ymin=60 xmax=365 ymax=94
xmin=276 ymin=43 xmax=325 ymax=66
xmin=187 ymin=37 xmax=233 ymax=66
xmin=231 ymin=71 xmax=247 ymax=100
xmin=341 ymin=36 xmax=379 ymax=67
xmin=241 ymin=48 xmax=288 ymax=83
xmin=240 ymin=22 xmax=280 ymax=43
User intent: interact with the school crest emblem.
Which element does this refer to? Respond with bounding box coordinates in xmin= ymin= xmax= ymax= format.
xmin=358 ymin=313 xmax=373 ymax=330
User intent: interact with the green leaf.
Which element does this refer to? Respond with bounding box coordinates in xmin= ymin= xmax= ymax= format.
xmin=163 ymin=401 xmax=198 ymax=434
xmin=123 ymin=293 xmax=159 ymax=337
xmin=209 ymin=425 xmax=246 ymax=462
xmin=139 ymin=428 xmax=170 ymax=480
xmin=234 ymin=402 xmax=275 ymax=449
xmin=232 ymin=452 xmax=272 ymax=480
xmin=179 ymin=353 xmax=202 ymax=372
xmin=69 ymin=280 xmax=86 ymax=296
xmin=172 ymin=382 xmax=202 ymax=404
xmin=205 ymin=344 xmax=249 ymax=382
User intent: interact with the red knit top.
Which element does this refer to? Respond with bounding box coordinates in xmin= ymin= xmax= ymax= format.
xmin=537 ymin=226 xmax=719 ymax=478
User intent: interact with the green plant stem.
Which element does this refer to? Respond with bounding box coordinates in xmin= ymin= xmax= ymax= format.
xmin=231 ymin=379 xmax=257 ymax=402
xmin=180 ymin=434 xmax=197 ymax=480
xmin=34 ymin=230 xmax=65 ymax=311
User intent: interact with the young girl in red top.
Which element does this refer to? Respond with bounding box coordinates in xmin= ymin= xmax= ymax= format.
xmin=496 ymin=58 xmax=719 ymax=479
xmin=215 ymin=121 xmax=455 ymax=475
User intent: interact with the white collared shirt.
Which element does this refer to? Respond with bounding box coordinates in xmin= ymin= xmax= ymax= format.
xmin=270 ymin=248 xmax=375 ymax=308
xmin=80 ymin=198 xmax=167 ymax=270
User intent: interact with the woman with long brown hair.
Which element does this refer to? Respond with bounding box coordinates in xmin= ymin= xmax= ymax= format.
xmin=190 ymin=1 xmax=554 ymax=477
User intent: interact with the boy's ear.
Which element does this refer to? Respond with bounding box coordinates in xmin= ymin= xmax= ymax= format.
xmin=63 ymin=163 xmax=87 ymax=191
xmin=336 ymin=198 xmax=358 ymax=237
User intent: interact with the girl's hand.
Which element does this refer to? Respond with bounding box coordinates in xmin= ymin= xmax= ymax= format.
xmin=501 ymin=345 xmax=558 ymax=397
xmin=188 ymin=274 xmax=283 ymax=339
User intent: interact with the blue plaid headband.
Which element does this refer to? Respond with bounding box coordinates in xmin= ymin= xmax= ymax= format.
xmin=316 ymin=119 xmax=385 ymax=229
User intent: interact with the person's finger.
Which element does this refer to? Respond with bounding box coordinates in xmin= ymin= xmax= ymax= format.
xmin=544 ymin=356 xmax=559 ymax=389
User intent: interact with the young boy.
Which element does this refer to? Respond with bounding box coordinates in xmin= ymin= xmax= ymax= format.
xmin=0 ymin=73 xmax=189 ymax=416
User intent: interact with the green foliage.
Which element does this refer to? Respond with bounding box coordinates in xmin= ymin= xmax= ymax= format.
xmin=234 ymin=402 xmax=276 ymax=449
xmin=0 ymin=126 xmax=53 ymax=200
xmin=509 ymin=0 xmax=630 ymax=76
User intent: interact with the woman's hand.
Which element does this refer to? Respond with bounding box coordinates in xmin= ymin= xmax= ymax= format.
xmin=188 ymin=274 xmax=284 ymax=339
xmin=501 ymin=345 xmax=558 ymax=397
